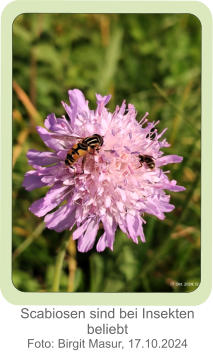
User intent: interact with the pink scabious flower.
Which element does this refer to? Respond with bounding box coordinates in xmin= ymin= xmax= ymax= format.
xmin=23 ymin=89 xmax=185 ymax=252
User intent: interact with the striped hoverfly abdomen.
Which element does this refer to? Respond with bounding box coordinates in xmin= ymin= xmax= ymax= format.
xmin=65 ymin=134 xmax=104 ymax=168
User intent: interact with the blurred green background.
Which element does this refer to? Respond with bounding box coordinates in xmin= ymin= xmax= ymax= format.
xmin=12 ymin=14 xmax=201 ymax=293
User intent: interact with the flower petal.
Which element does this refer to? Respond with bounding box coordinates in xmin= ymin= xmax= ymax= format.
xmin=126 ymin=213 xmax=139 ymax=243
xmin=96 ymin=94 xmax=111 ymax=115
xmin=77 ymin=219 xmax=99 ymax=252
xmin=29 ymin=183 xmax=70 ymax=217
xmin=72 ymin=219 xmax=91 ymax=240
xmin=44 ymin=113 xmax=73 ymax=134
xmin=36 ymin=126 xmax=65 ymax=151
xmin=102 ymin=215 xmax=117 ymax=250
xmin=22 ymin=170 xmax=45 ymax=191
xmin=66 ymin=89 xmax=89 ymax=122
xmin=137 ymin=218 xmax=146 ymax=243
xmin=156 ymin=155 xmax=183 ymax=167
xmin=27 ymin=149 xmax=58 ymax=166
xmin=96 ymin=232 xmax=107 ymax=252
xmin=44 ymin=203 xmax=76 ymax=232
xmin=163 ymin=181 xmax=186 ymax=192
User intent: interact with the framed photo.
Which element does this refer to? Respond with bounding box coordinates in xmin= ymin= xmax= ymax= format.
xmin=1 ymin=1 xmax=212 ymax=305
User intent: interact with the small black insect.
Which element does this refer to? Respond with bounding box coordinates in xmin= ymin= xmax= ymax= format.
xmin=146 ymin=127 xmax=156 ymax=140
xmin=138 ymin=154 xmax=155 ymax=170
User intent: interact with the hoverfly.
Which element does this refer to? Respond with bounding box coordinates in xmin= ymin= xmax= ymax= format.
xmin=138 ymin=154 xmax=155 ymax=170
xmin=65 ymin=134 xmax=103 ymax=168
xmin=52 ymin=133 xmax=104 ymax=168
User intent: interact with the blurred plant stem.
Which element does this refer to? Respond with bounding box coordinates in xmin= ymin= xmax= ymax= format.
xmin=52 ymin=236 xmax=68 ymax=292
xmin=29 ymin=14 xmax=44 ymax=107
xmin=30 ymin=48 xmax=37 ymax=107
xmin=97 ymin=27 xmax=123 ymax=93
xmin=51 ymin=231 xmax=77 ymax=292
xmin=13 ymin=80 xmax=43 ymax=127
xmin=66 ymin=235 xmax=77 ymax=292
xmin=13 ymin=222 xmax=45 ymax=261
xmin=12 ymin=80 xmax=43 ymax=167
xmin=13 ymin=128 xmax=30 ymax=167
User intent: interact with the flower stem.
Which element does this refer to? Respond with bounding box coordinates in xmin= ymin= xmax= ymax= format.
xmin=67 ymin=235 xmax=77 ymax=292
xmin=52 ymin=236 xmax=68 ymax=292
xmin=13 ymin=222 xmax=45 ymax=261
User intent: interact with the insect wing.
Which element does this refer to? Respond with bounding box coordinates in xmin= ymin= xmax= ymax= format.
xmin=52 ymin=134 xmax=84 ymax=141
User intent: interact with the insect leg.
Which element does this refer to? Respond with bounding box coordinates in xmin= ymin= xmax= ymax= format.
xmin=81 ymin=156 xmax=86 ymax=174
xmin=87 ymin=146 xmax=96 ymax=155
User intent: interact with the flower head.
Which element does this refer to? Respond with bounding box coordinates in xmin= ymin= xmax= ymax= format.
xmin=23 ymin=89 xmax=185 ymax=252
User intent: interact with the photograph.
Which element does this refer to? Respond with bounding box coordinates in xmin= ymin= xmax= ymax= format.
xmin=12 ymin=13 xmax=201 ymax=293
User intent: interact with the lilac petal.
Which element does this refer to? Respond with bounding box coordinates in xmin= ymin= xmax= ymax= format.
xmin=44 ymin=203 xmax=76 ymax=232
xmin=157 ymin=128 xmax=168 ymax=139
xmin=31 ymin=164 xmax=66 ymax=185
xmin=67 ymin=89 xmax=89 ymax=122
xmin=125 ymin=213 xmax=145 ymax=243
xmin=29 ymin=183 xmax=70 ymax=217
xmin=158 ymin=201 xmax=175 ymax=213
xmin=96 ymin=93 xmax=111 ymax=106
xmin=77 ymin=219 xmax=99 ymax=252
xmin=156 ymin=155 xmax=183 ymax=167
xmin=159 ymin=139 xmax=170 ymax=148
xmin=126 ymin=213 xmax=139 ymax=243
xmin=145 ymin=200 xmax=166 ymax=220
xmin=170 ymin=185 xmax=186 ymax=192
xmin=137 ymin=218 xmax=146 ymax=243
xmin=27 ymin=149 xmax=58 ymax=166
xmin=128 ymin=104 xmax=136 ymax=115
xmin=96 ymin=232 xmax=107 ymax=252
xmin=72 ymin=219 xmax=91 ymax=240
xmin=22 ymin=170 xmax=45 ymax=191
xmin=96 ymin=94 xmax=111 ymax=115
xmin=153 ymin=178 xmax=186 ymax=192
xmin=139 ymin=112 xmax=149 ymax=125
xmin=44 ymin=112 xmax=56 ymax=130
xmin=163 ymin=181 xmax=186 ymax=192
xmin=44 ymin=113 xmax=73 ymax=134
xmin=102 ymin=215 xmax=116 ymax=250
xmin=118 ymin=218 xmax=130 ymax=238
xmin=119 ymin=100 xmax=126 ymax=115
xmin=61 ymin=101 xmax=74 ymax=125
xmin=117 ymin=187 xmax=126 ymax=201
xmin=36 ymin=126 xmax=65 ymax=151
xmin=37 ymin=164 xmax=64 ymax=177
xmin=57 ymin=150 xmax=69 ymax=160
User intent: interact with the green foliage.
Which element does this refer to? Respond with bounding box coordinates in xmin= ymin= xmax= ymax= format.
xmin=12 ymin=14 xmax=201 ymax=292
